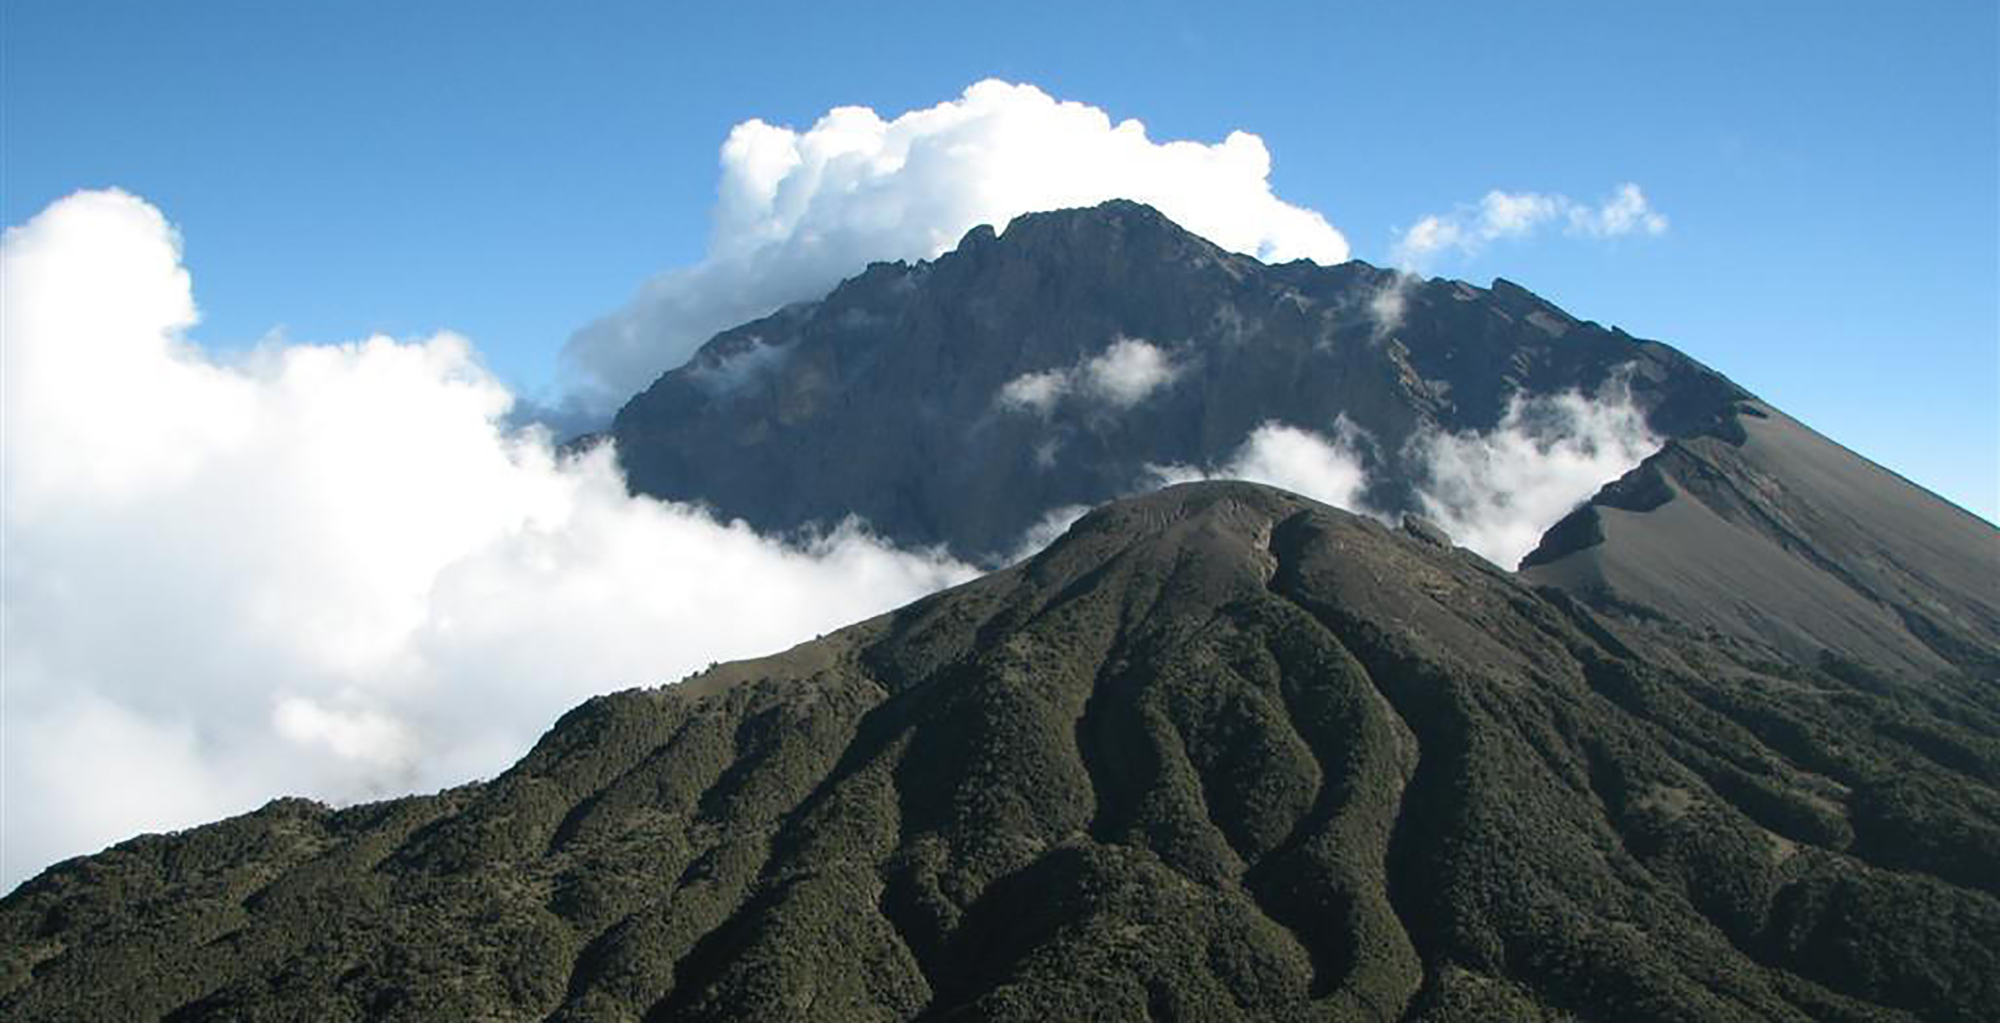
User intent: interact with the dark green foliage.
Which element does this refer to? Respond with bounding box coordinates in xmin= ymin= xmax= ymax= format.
xmin=4 ymin=483 xmax=1994 ymax=1021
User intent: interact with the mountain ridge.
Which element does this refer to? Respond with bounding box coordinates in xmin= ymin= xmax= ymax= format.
xmin=1522 ymin=400 xmax=1999 ymax=679
xmin=604 ymin=199 xmax=1994 ymax=683
xmin=609 ymin=199 xmax=1749 ymax=561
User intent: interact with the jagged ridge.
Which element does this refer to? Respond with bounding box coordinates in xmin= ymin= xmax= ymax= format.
xmin=609 ymin=200 xmax=1748 ymax=560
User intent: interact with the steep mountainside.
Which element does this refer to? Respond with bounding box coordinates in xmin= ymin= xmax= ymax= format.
xmin=1523 ymin=401 xmax=1999 ymax=681
xmin=610 ymin=200 xmax=1747 ymax=560
xmin=8 ymin=483 xmax=1996 ymax=1021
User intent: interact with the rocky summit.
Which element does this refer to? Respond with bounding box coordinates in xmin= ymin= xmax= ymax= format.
xmin=6 ymin=482 xmax=1995 ymax=1021
xmin=608 ymin=200 xmax=1747 ymax=562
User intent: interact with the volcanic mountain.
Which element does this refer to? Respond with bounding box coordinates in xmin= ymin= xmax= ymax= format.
xmin=608 ymin=199 xmax=1747 ymax=562
xmin=1522 ymin=401 xmax=1998 ymax=681
xmin=4 ymin=482 xmax=1995 ymax=1021
xmin=6 ymin=202 xmax=1995 ymax=1020
xmin=607 ymin=198 xmax=1994 ymax=684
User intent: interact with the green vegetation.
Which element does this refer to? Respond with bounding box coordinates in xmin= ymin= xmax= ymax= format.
xmin=4 ymin=483 xmax=1994 ymax=1021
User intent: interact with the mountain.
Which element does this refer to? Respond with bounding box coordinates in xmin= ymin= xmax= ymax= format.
xmin=607 ymin=198 xmax=1994 ymax=682
xmin=608 ymin=199 xmax=1747 ymax=561
xmin=1523 ymin=401 xmax=1999 ymax=681
xmin=8 ymin=201 xmax=1993 ymax=1019
xmin=6 ymin=482 xmax=1996 ymax=1021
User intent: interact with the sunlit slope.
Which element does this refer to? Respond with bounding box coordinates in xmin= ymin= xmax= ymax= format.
xmin=1524 ymin=401 xmax=1999 ymax=679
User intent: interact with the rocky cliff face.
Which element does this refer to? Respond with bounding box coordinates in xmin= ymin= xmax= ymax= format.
xmin=610 ymin=200 xmax=1746 ymax=560
xmin=7 ymin=483 xmax=1995 ymax=1021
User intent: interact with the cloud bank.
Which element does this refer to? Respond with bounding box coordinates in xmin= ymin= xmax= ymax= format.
xmin=1 ymin=191 xmax=977 ymax=891
xmin=564 ymin=80 xmax=1347 ymax=409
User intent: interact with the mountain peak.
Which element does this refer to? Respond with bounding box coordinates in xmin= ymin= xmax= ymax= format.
xmin=1008 ymin=197 xmax=1178 ymax=231
xmin=983 ymin=198 xmax=1229 ymax=266
xmin=943 ymin=201 xmax=1194 ymax=266
xmin=612 ymin=203 xmax=1743 ymax=560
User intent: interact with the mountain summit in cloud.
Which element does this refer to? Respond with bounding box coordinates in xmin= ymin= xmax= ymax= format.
xmin=561 ymin=81 xmax=1347 ymax=409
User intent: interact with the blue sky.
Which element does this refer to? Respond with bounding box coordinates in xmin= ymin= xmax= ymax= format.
xmin=5 ymin=0 xmax=1996 ymax=517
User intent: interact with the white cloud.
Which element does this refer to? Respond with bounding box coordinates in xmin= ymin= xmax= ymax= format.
xmin=996 ymin=336 xmax=1182 ymax=417
xmin=1083 ymin=337 xmax=1182 ymax=407
xmin=0 ymin=191 xmax=979 ymax=891
xmin=1407 ymin=377 xmax=1659 ymax=568
xmin=1000 ymin=504 xmax=1094 ymax=564
xmin=273 ymin=697 xmax=417 ymax=770
xmin=1571 ymin=183 xmax=1670 ymax=238
xmin=1148 ymin=417 xmax=1374 ymax=514
xmin=1141 ymin=388 xmax=1657 ymax=571
xmin=997 ymin=369 xmax=1071 ymax=417
xmin=563 ymin=79 xmax=1348 ymax=410
xmin=1390 ymin=182 xmax=1668 ymax=268
xmin=1367 ymin=182 xmax=1667 ymax=334
xmin=1480 ymin=190 xmax=1563 ymax=236
xmin=1366 ymin=270 xmax=1418 ymax=334
xmin=688 ymin=336 xmax=792 ymax=396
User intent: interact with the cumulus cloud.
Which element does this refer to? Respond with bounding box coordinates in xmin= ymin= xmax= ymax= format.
xmin=1390 ymin=182 xmax=1668 ymax=268
xmin=1406 ymin=377 xmax=1659 ymax=568
xmin=996 ymin=336 xmax=1183 ymax=416
xmin=0 ymin=191 xmax=978 ymax=891
xmin=563 ymin=79 xmax=1347 ymax=410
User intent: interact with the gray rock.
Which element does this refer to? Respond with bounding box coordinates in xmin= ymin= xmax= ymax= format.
xmin=609 ymin=200 xmax=1747 ymax=562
